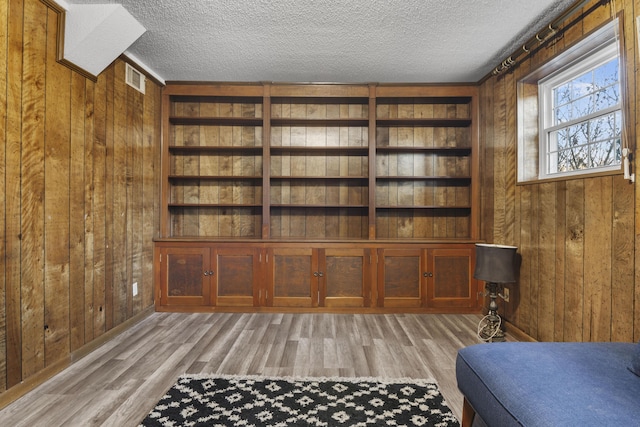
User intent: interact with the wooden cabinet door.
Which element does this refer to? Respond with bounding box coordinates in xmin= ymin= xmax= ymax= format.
xmin=377 ymin=248 xmax=426 ymax=308
xmin=158 ymin=246 xmax=212 ymax=306
xmin=213 ymin=247 xmax=260 ymax=307
xmin=426 ymin=248 xmax=478 ymax=308
xmin=320 ymin=248 xmax=371 ymax=308
xmin=267 ymin=247 xmax=319 ymax=307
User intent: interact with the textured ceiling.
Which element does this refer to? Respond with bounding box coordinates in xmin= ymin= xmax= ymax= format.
xmin=68 ymin=0 xmax=576 ymax=83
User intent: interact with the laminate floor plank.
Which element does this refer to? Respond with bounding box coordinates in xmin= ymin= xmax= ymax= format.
xmin=292 ymin=337 xmax=311 ymax=377
xmin=64 ymin=379 xmax=145 ymax=427
xmin=0 ymin=312 xmax=503 ymax=426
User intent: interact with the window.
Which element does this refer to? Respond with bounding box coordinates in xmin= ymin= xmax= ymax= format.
xmin=517 ymin=18 xmax=625 ymax=183
xmin=539 ymin=42 xmax=621 ymax=178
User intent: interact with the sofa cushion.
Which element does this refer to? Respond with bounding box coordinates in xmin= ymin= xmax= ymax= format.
xmin=456 ymin=342 xmax=639 ymax=427
xmin=630 ymin=341 xmax=640 ymax=377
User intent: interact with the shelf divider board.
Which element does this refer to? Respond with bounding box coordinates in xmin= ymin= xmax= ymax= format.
xmin=169 ymin=146 xmax=263 ymax=153
xmin=375 ymin=176 xmax=471 ymax=181
xmin=271 ymin=146 xmax=368 ymax=155
xmin=271 ymin=118 xmax=369 ymax=127
xmin=271 ymin=204 xmax=369 ymax=208
xmin=368 ymin=84 xmax=377 ymax=239
xmin=375 ymin=147 xmax=471 ymax=154
xmin=376 ymin=118 xmax=471 ymax=127
xmin=169 ymin=203 xmax=262 ymax=207
xmin=271 ymin=176 xmax=368 ymax=180
xmin=169 ymin=175 xmax=263 ymax=180
xmin=376 ymin=205 xmax=472 ymax=209
xmin=263 ymin=84 xmax=272 ymax=239
xmin=161 ymin=91 xmax=171 ymax=236
xmin=169 ymin=116 xmax=263 ymax=126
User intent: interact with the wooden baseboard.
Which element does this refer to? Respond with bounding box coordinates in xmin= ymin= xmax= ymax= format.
xmin=154 ymin=305 xmax=484 ymax=315
xmin=0 ymin=306 xmax=155 ymax=410
xmin=504 ymin=320 xmax=537 ymax=342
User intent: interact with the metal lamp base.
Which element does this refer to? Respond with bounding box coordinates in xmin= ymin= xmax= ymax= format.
xmin=478 ymin=313 xmax=505 ymax=342
xmin=482 ymin=281 xmax=506 ymax=342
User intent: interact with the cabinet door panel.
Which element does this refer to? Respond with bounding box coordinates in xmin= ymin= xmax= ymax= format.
xmin=378 ymin=249 xmax=424 ymax=307
xmin=269 ymin=248 xmax=317 ymax=307
xmin=160 ymin=247 xmax=211 ymax=306
xmin=322 ymin=248 xmax=370 ymax=307
xmin=434 ymin=256 xmax=469 ymax=298
xmin=214 ymin=248 xmax=258 ymax=307
xmin=427 ymin=248 xmax=477 ymax=308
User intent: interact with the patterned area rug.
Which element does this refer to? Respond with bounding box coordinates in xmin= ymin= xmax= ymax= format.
xmin=140 ymin=374 xmax=460 ymax=426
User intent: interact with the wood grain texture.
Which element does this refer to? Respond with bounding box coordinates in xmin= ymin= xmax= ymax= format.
xmin=482 ymin=0 xmax=639 ymax=342
xmin=21 ymin=0 xmax=47 ymax=379
xmin=104 ymin=67 xmax=116 ymax=332
xmin=554 ymin=181 xmax=567 ymax=342
xmin=0 ymin=0 xmax=161 ymax=399
xmin=584 ymin=178 xmax=612 ymax=342
xmin=0 ymin=312 xmax=494 ymax=425
xmin=479 ymin=79 xmax=495 ymax=242
xmin=92 ymin=63 xmax=107 ymax=339
xmin=143 ymin=82 xmax=161 ymax=310
xmin=0 ymin=0 xmax=6 ymax=393
xmin=44 ymin=6 xmax=71 ymax=366
xmin=611 ymin=175 xmax=634 ymax=341
xmin=69 ymin=72 xmax=86 ymax=352
xmin=4 ymin=0 xmax=22 ymax=391
xmin=84 ymin=76 xmax=96 ymax=343
xmin=537 ymin=182 xmax=557 ymax=342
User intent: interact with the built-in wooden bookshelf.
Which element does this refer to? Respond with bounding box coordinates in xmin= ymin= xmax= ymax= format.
xmin=162 ymin=88 xmax=265 ymax=238
xmin=161 ymin=83 xmax=478 ymax=240
xmin=375 ymin=93 xmax=475 ymax=239
xmin=269 ymin=93 xmax=371 ymax=239
xmin=157 ymin=83 xmax=481 ymax=313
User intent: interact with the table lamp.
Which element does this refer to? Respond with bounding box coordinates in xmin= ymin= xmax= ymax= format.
xmin=474 ymin=243 xmax=518 ymax=342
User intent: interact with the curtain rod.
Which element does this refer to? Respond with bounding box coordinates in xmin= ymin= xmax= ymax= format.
xmin=484 ymin=0 xmax=611 ymax=81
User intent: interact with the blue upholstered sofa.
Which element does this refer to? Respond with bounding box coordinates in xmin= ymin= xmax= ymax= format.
xmin=455 ymin=341 xmax=640 ymax=427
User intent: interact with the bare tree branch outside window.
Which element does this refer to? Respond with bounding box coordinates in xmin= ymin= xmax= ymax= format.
xmin=547 ymin=57 xmax=621 ymax=174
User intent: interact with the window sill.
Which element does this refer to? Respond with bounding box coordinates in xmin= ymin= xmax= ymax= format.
xmin=516 ymin=168 xmax=623 ymax=186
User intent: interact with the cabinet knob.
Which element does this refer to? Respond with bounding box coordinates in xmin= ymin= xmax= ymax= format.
xmin=204 ymin=270 xmax=215 ymax=276
xmin=313 ymin=271 xmax=319 ymax=277
xmin=318 ymin=271 xmax=324 ymax=277
xmin=423 ymin=272 xmax=433 ymax=277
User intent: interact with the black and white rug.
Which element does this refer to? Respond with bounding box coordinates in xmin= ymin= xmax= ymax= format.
xmin=140 ymin=374 xmax=460 ymax=426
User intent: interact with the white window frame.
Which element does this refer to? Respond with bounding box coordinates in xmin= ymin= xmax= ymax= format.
xmin=516 ymin=17 xmax=625 ymax=184
xmin=537 ymin=37 xmax=621 ymax=179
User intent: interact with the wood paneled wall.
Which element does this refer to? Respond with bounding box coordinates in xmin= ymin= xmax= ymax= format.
xmin=480 ymin=0 xmax=640 ymax=342
xmin=0 ymin=0 xmax=161 ymax=398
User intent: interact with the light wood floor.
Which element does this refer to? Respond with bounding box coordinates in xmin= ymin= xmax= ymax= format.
xmin=0 ymin=312 xmax=491 ymax=426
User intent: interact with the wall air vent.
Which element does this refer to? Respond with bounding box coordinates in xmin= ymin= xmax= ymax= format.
xmin=126 ymin=63 xmax=145 ymax=94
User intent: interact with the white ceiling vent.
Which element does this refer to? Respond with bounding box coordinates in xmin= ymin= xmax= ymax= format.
xmin=126 ymin=63 xmax=146 ymax=94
